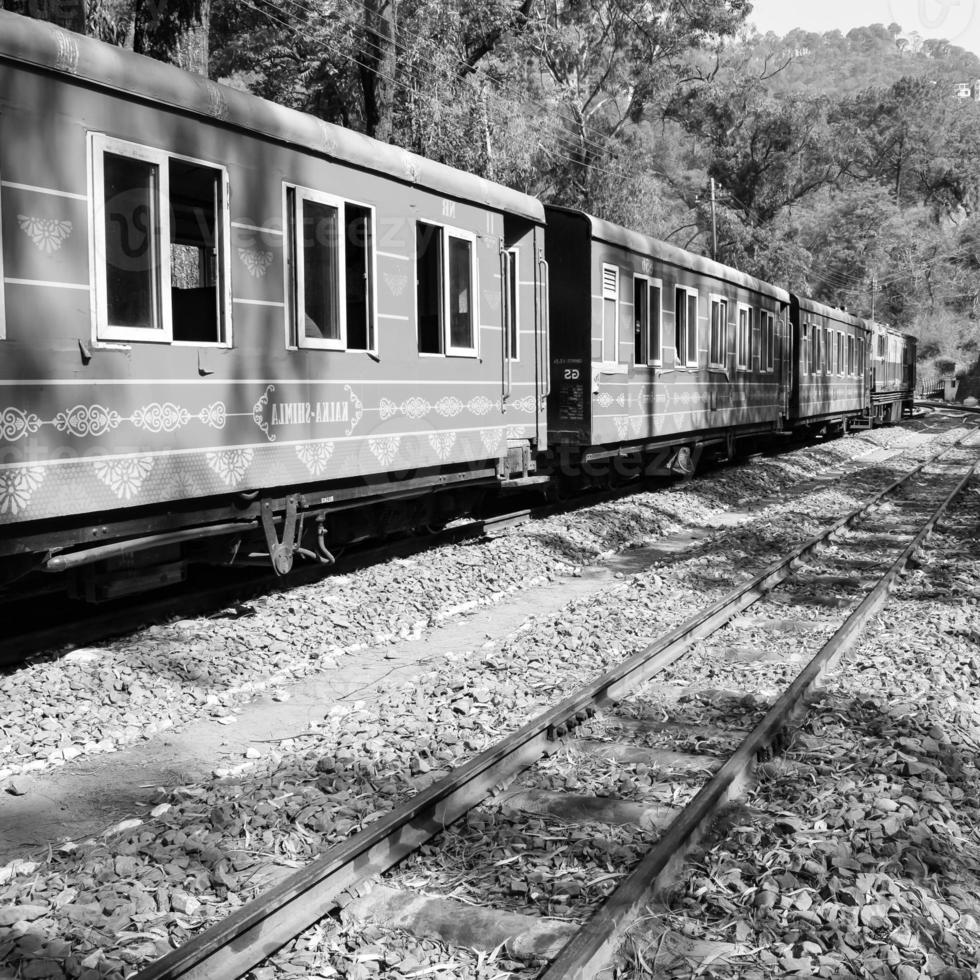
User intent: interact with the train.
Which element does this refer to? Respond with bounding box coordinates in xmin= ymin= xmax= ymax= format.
xmin=0 ymin=11 xmax=916 ymax=601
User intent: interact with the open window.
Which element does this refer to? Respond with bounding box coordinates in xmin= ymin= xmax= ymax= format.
xmin=736 ymin=304 xmax=751 ymax=370
xmin=416 ymin=221 xmax=477 ymax=357
xmin=761 ymin=310 xmax=775 ymax=373
xmin=674 ymin=286 xmax=698 ymax=367
xmin=709 ymin=296 xmax=728 ymax=368
xmin=601 ymin=264 xmax=619 ymax=364
xmin=801 ymin=322 xmax=808 ymax=375
xmin=633 ymin=275 xmax=662 ymax=366
xmin=287 ymin=185 xmax=376 ymax=352
xmin=92 ymin=134 xmax=229 ymax=345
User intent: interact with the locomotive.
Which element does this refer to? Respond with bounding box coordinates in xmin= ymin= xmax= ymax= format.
xmin=0 ymin=11 xmax=916 ymax=601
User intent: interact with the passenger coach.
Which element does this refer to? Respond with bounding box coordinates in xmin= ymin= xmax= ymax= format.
xmin=789 ymin=296 xmax=870 ymax=434
xmin=0 ymin=11 xmax=547 ymax=596
xmin=544 ymin=207 xmax=791 ymax=478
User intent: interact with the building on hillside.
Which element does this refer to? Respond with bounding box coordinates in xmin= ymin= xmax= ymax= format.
xmin=952 ymin=80 xmax=980 ymax=100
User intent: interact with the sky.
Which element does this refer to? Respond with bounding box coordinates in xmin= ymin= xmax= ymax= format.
xmin=747 ymin=0 xmax=980 ymax=58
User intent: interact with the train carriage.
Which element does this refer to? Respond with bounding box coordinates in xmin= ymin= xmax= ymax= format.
xmin=0 ymin=11 xmax=548 ymax=596
xmin=544 ymin=206 xmax=791 ymax=476
xmin=868 ymin=320 xmax=916 ymax=422
xmin=788 ymin=296 xmax=870 ymax=433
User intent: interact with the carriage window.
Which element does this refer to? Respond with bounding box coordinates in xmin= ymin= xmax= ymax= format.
xmin=602 ymin=265 xmax=619 ymax=363
xmin=709 ymin=298 xmax=728 ymax=368
xmin=504 ymin=249 xmax=519 ymax=359
xmin=290 ymin=186 xmax=375 ymax=352
xmin=416 ymin=221 xmax=477 ymax=357
xmin=837 ymin=331 xmax=845 ymax=375
xmin=762 ymin=310 xmax=775 ymax=372
xmin=104 ymin=152 xmax=162 ymax=334
xmin=170 ymin=159 xmax=223 ymax=343
xmin=847 ymin=334 xmax=855 ymax=375
xmin=633 ymin=277 xmax=662 ymax=365
xmin=737 ymin=305 xmax=751 ymax=370
xmin=801 ymin=323 xmax=808 ymax=375
xmin=93 ymin=135 xmax=229 ymax=345
xmin=675 ymin=287 xmax=698 ymax=367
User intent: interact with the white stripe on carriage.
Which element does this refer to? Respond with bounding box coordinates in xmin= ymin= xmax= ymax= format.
xmin=230 ymin=221 xmax=284 ymax=236
xmin=0 ymin=424 xmax=528 ymax=471
xmin=378 ymin=313 xmax=410 ymax=320
xmin=232 ymin=298 xmax=285 ymax=307
xmin=1 ymin=180 xmax=88 ymax=201
xmin=4 ymin=277 xmax=89 ymax=290
xmin=376 ymin=251 xmax=411 ymax=262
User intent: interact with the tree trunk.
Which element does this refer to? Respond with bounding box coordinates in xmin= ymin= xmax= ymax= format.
xmin=359 ymin=0 xmax=397 ymax=142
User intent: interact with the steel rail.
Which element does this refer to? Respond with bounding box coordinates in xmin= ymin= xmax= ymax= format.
xmin=133 ymin=442 xmax=967 ymax=980
xmin=542 ymin=455 xmax=979 ymax=979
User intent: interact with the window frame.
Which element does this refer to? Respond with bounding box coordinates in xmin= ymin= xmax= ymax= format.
xmin=761 ymin=309 xmax=775 ymax=374
xmin=287 ymin=183 xmax=378 ymax=354
xmin=505 ymin=247 xmax=519 ymax=361
xmin=632 ymin=273 xmax=663 ymax=367
xmin=414 ymin=220 xmax=479 ymax=359
xmin=801 ymin=322 xmax=808 ymax=376
xmin=90 ymin=133 xmax=232 ymax=348
xmin=600 ymin=263 xmax=620 ymax=366
xmin=708 ymin=294 xmax=729 ymax=370
xmin=0 ymin=148 xmax=5 ymax=341
xmin=675 ymin=285 xmax=699 ymax=368
xmin=736 ymin=303 xmax=752 ymax=371
xmin=837 ymin=330 xmax=845 ymax=375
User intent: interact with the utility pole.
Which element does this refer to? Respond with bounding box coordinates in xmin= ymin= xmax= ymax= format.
xmin=710 ymin=178 xmax=718 ymax=262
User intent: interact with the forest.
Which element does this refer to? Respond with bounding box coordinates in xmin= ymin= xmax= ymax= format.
xmin=4 ymin=0 xmax=980 ymax=377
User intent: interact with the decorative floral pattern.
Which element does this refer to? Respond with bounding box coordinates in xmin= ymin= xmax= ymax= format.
xmin=54 ymin=404 xmax=121 ymax=438
xmin=597 ymin=392 xmax=615 ymax=409
xmin=18 ymin=215 xmax=73 ymax=255
xmin=613 ymin=416 xmax=631 ymax=440
xmin=401 ymin=396 xmax=431 ymax=420
xmin=511 ymin=395 xmax=537 ymax=414
xmin=252 ymin=385 xmax=276 ymax=442
xmin=238 ymin=247 xmax=274 ymax=278
xmin=383 ymin=272 xmax=408 ymax=296
xmin=428 ymin=431 xmax=457 ymax=461
xmin=507 ymin=425 xmax=526 ymax=439
xmin=344 ymin=386 xmax=364 ymax=437
xmin=435 ymin=396 xmax=465 ymax=418
xmin=369 ymin=436 xmax=400 ymax=466
xmin=206 ymin=449 xmax=254 ymax=487
xmin=296 ymin=442 xmax=335 ymax=477
xmin=0 ymin=467 xmax=44 ymax=515
xmin=0 ymin=407 xmax=43 ymax=442
xmin=379 ymin=398 xmax=399 ymax=421
xmin=132 ymin=402 xmax=191 ymax=434
xmin=480 ymin=428 xmax=503 ymax=456
xmin=199 ymin=403 xmax=227 ymax=430
xmin=94 ymin=457 xmax=154 ymax=501
xmin=468 ymin=395 xmax=497 ymax=416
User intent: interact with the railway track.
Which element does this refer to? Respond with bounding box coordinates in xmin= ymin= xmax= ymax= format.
xmin=0 ymin=423 xmax=905 ymax=666
xmin=129 ymin=428 xmax=979 ymax=979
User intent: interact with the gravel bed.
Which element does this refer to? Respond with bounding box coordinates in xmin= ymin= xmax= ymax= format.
xmin=619 ymin=465 xmax=980 ymax=977
xmin=0 ymin=425 xmax=946 ymax=788
xmin=0 ymin=422 xmax=968 ymax=980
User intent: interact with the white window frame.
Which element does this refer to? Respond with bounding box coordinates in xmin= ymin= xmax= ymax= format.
xmin=600 ymin=263 xmax=620 ymax=365
xmin=91 ymin=134 xmax=171 ymax=344
xmin=632 ymin=273 xmax=663 ymax=367
xmin=287 ymin=184 xmax=379 ymax=354
xmin=837 ymin=330 xmax=845 ymax=375
xmin=675 ymin=285 xmax=699 ymax=368
xmin=762 ymin=309 xmax=775 ymax=374
xmin=735 ymin=303 xmax=751 ymax=371
xmin=414 ymin=220 xmax=479 ymax=359
xmin=708 ymin=294 xmax=729 ymax=369
xmin=91 ymin=133 xmax=232 ymax=348
xmin=505 ymin=247 xmax=519 ymax=361
xmin=647 ymin=277 xmax=663 ymax=367
xmin=800 ymin=322 xmax=808 ymax=376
